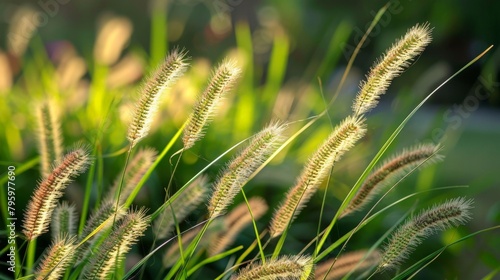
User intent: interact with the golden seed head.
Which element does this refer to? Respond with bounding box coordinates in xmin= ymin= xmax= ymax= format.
xmin=128 ymin=49 xmax=188 ymax=147
xmin=341 ymin=143 xmax=442 ymax=218
xmin=353 ymin=23 xmax=432 ymax=116
xmin=23 ymin=147 xmax=91 ymax=240
xmin=232 ymin=255 xmax=314 ymax=280
xmin=208 ymin=122 xmax=284 ymax=217
xmin=183 ymin=59 xmax=241 ymax=149
xmin=270 ymin=116 xmax=365 ymax=238
xmin=379 ymin=197 xmax=472 ymax=270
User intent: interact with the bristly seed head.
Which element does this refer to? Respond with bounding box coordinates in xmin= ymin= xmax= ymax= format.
xmin=231 ymin=255 xmax=314 ymax=280
xmin=183 ymin=59 xmax=241 ymax=149
xmin=51 ymin=202 xmax=77 ymax=240
xmin=35 ymin=100 xmax=63 ymax=178
xmin=269 ymin=116 xmax=366 ymax=238
xmin=82 ymin=208 xmax=150 ymax=279
xmin=341 ymin=143 xmax=443 ymax=218
xmin=208 ymin=122 xmax=284 ymax=217
xmin=379 ymin=197 xmax=473 ymax=270
xmin=128 ymin=49 xmax=188 ymax=147
xmin=352 ymin=23 xmax=432 ymax=116
xmin=22 ymin=146 xmax=91 ymax=240
xmin=34 ymin=235 xmax=77 ymax=280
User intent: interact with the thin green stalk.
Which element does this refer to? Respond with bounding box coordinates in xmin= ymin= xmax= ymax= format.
xmin=124 ymin=220 xmax=210 ymax=280
xmin=78 ymin=148 xmax=97 ymax=234
xmin=165 ymin=220 xmax=212 ymax=280
xmin=79 ymin=97 xmax=117 ymax=233
xmin=240 ymin=188 xmax=266 ymax=264
xmin=25 ymin=239 xmax=36 ymax=277
xmin=328 ymin=3 xmax=389 ymax=107
xmin=96 ymin=143 xmax=104 ymax=205
xmin=112 ymin=145 xmax=133 ymax=278
xmin=188 ymin=246 xmax=243 ymax=277
xmin=113 ymin=146 xmax=133 ymax=224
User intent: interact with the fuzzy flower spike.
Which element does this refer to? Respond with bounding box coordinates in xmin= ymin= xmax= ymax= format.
xmin=379 ymin=197 xmax=473 ymax=270
xmin=23 ymin=147 xmax=91 ymax=240
xmin=352 ymin=23 xmax=432 ymax=116
xmin=183 ymin=59 xmax=241 ymax=150
xmin=128 ymin=49 xmax=188 ymax=147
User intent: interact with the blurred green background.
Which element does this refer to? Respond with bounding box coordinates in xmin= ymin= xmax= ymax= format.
xmin=1 ymin=0 xmax=499 ymax=279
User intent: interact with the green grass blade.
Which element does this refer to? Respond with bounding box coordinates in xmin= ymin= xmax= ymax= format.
xmin=187 ymin=246 xmax=243 ymax=277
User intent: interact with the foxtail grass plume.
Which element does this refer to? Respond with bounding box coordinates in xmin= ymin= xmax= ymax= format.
xmin=315 ymin=250 xmax=381 ymax=280
xmin=352 ymin=23 xmax=432 ymax=116
xmin=379 ymin=197 xmax=473 ymax=270
xmin=183 ymin=59 xmax=241 ymax=149
xmin=128 ymin=49 xmax=188 ymax=147
xmin=232 ymin=255 xmax=314 ymax=280
xmin=208 ymin=122 xmax=284 ymax=217
xmin=23 ymin=147 xmax=91 ymax=240
xmin=82 ymin=208 xmax=150 ymax=279
xmin=154 ymin=175 xmax=209 ymax=239
xmin=269 ymin=116 xmax=366 ymax=238
xmin=341 ymin=143 xmax=443 ymax=218
xmin=209 ymin=197 xmax=268 ymax=256
xmin=34 ymin=235 xmax=76 ymax=280
xmin=51 ymin=202 xmax=77 ymax=240
xmin=104 ymin=147 xmax=158 ymax=204
xmin=36 ymin=100 xmax=64 ymax=178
